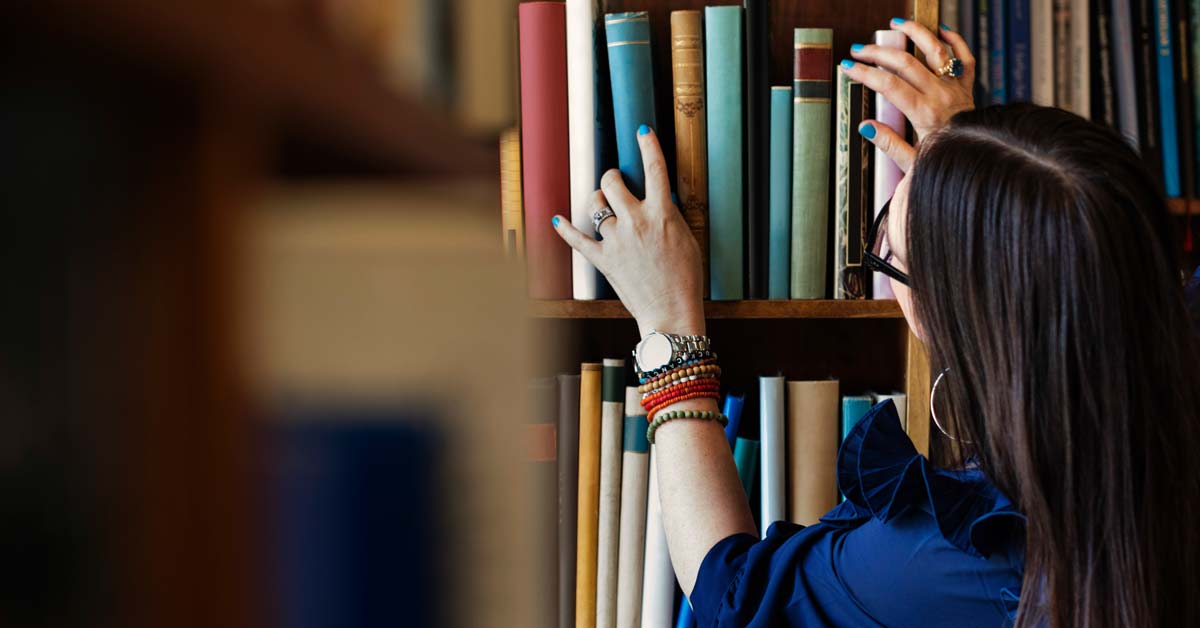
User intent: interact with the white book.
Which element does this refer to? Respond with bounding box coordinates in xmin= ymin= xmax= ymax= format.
xmin=640 ymin=447 xmax=675 ymax=628
xmin=567 ymin=0 xmax=599 ymax=299
xmin=1069 ymin=0 xmax=1091 ymax=117
xmin=872 ymin=30 xmax=907 ymax=300
xmin=759 ymin=376 xmax=786 ymax=538
xmin=1110 ymin=0 xmax=1140 ymax=144
xmin=1031 ymin=0 xmax=1056 ymax=106
xmin=597 ymin=360 xmax=625 ymax=628
xmin=872 ymin=391 xmax=909 ymax=432
xmin=616 ymin=388 xmax=649 ymax=628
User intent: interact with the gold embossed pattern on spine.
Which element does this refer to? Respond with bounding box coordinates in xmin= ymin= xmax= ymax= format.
xmin=670 ymin=10 xmax=710 ymax=296
xmin=500 ymin=127 xmax=524 ymax=259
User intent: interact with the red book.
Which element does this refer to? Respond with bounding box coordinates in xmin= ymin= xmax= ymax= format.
xmin=519 ymin=2 xmax=572 ymax=299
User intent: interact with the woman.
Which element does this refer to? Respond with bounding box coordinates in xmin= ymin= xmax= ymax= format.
xmin=553 ymin=19 xmax=1200 ymax=628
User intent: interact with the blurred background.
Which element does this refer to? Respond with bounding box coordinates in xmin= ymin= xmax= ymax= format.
xmin=1 ymin=1 xmax=534 ymax=627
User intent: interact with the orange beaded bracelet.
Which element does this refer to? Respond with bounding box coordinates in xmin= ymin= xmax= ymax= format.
xmin=641 ymin=380 xmax=720 ymax=412
xmin=647 ymin=390 xmax=722 ymax=421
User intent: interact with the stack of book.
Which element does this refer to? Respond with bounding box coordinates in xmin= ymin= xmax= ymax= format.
xmin=529 ymin=361 xmax=906 ymax=628
xmin=502 ymin=2 xmax=910 ymax=302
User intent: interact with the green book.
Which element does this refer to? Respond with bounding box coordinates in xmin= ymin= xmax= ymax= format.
xmin=789 ymin=28 xmax=833 ymax=299
xmin=705 ymin=6 xmax=745 ymax=300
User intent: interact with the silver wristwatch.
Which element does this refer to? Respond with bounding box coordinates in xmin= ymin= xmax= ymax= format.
xmin=632 ymin=330 xmax=712 ymax=375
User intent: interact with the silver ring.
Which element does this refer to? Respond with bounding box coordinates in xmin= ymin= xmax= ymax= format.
xmin=591 ymin=206 xmax=616 ymax=232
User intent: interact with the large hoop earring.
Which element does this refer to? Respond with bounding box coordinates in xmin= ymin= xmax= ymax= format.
xmin=930 ymin=368 xmax=973 ymax=443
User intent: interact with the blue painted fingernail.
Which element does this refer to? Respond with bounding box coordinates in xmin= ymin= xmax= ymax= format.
xmin=892 ymin=17 xmax=906 ymax=24
xmin=552 ymin=216 xmax=560 ymax=227
xmin=859 ymin=123 xmax=876 ymax=140
xmin=851 ymin=43 xmax=866 ymax=52
xmin=940 ymin=22 xmax=951 ymax=30
xmin=638 ymin=124 xmax=650 ymax=136
xmin=840 ymin=59 xmax=855 ymax=69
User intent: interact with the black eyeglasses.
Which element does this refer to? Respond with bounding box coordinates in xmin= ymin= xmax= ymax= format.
xmin=864 ymin=198 xmax=911 ymax=287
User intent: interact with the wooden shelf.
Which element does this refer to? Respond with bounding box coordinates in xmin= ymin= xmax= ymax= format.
xmin=530 ymin=299 xmax=905 ymax=319
xmin=1169 ymin=199 xmax=1198 ymax=216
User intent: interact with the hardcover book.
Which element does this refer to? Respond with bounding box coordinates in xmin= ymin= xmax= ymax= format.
xmin=1054 ymin=0 xmax=1071 ymax=108
xmin=567 ymin=0 xmax=601 ymax=299
xmin=576 ymin=362 xmax=603 ymax=628
xmin=1091 ymin=0 xmax=1116 ymax=126
xmin=639 ymin=447 xmax=674 ymax=628
xmin=596 ymin=359 xmax=626 ymax=628
xmin=872 ymin=30 xmax=906 ymax=300
xmin=768 ymin=87 xmax=793 ymax=299
xmin=989 ymin=0 xmax=1008 ymax=103
xmin=1112 ymin=0 xmax=1140 ymax=142
xmin=1172 ymin=0 xmax=1196 ymax=199
xmin=834 ymin=74 xmax=872 ymax=300
xmin=758 ymin=376 xmax=786 ymax=537
xmin=977 ymin=0 xmax=991 ymax=106
xmin=529 ymin=378 xmax=560 ymax=628
xmin=500 ymin=128 xmax=524 ymax=259
xmin=1155 ymin=0 xmax=1183 ymax=197
xmin=616 ymin=388 xmax=649 ymax=628
xmin=789 ymin=28 xmax=834 ymax=300
xmin=1135 ymin=0 xmax=1164 ymax=183
xmin=734 ymin=438 xmax=760 ymax=498
xmin=1031 ymin=0 xmax=1055 ymax=105
xmin=786 ymin=379 xmax=840 ymax=525
xmin=1009 ymin=0 xmax=1032 ymax=102
xmin=705 ymin=6 xmax=745 ymax=300
xmin=670 ymin=11 xmax=711 ymax=298
xmin=745 ymin=0 xmax=771 ymax=299
xmin=605 ymin=12 xmax=658 ymax=200
xmin=1069 ymin=0 xmax=1091 ymax=116
xmin=518 ymin=2 xmax=573 ymax=299
xmin=557 ymin=373 xmax=581 ymax=628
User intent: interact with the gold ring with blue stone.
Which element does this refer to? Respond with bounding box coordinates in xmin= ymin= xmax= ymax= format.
xmin=937 ymin=57 xmax=964 ymax=78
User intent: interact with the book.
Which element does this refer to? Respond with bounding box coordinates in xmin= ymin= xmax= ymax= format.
xmin=1172 ymin=0 xmax=1197 ymax=199
xmin=454 ymin=0 xmax=519 ymax=133
xmin=706 ymin=6 xmax=745 ymax=301
xmin=1136 ymin=0 xmax=1165 ymax=183
xmin=834 ymin=73 xmax=872 ymax=300
xmin=745 ymin=0 xmax=771 ymax=299
xmin=596 ymin=360 xmax=626 ymax=628
xmin=789 ymin=28 xmax=834 ymax=300
xmin=872 ymin=30 xmax=906 ymax=300
xmin=1069 ymin=0 xmax=1091 ymax=117
xmin=943 ymin=0 xmax=961 ymax=30
xmin=1031 ymin=0 xmax=1055 ymax=105
xmin=557 ymin=373 xmax=581 ymax=628
xmin=1112 ymin=0 xmax=1140 ymax=142
xmin=840 ymin=395 xmax=874 ymax=441
xmin=989 ymin=0 xmax=1008 ymax=103
xmin=872 ymin=392 xmax=909 ymax=431
xmin=978 ymin=0 xmax=991 ymax=106
xmin=1054 ymin=0 xmax=1071 ymax=108
xmin=518 ymin=2 xmax=572 ymax=299
xmin=500 ymin=128 xmax=524 ymax=259
xmin=1091 ymin=0 xmax=1116 ymax=126
xmin=723 ymin=392 xmax=747 ymax=448
xmin=639 ymin=446 xmax=674 ymax=628
xmin=960 ymin=0 xmax=978 ymax=97
xmin=759 ymin=376 xmax=786 ymax=537
xmin=670 ymin=11 xmax=711 ymax=299
xmin=768 ymin=87 xmax=793 ymax=299
xmin=567 ymin=0 xmax=600 ymax=300
xmin=786 ymin=379 xmax=840 ymax=525
xmin=605 ymin=12 xmax=658 ymax=201
xmin=676 ymin=603 xmax=695 ymax=628
xmin=576 ymin=362 xmax=603 ymax=628
xmin=529 ymin=378 xmax=560 ymax=628
xmin=734 ymin=437 xmax=760 ymax=498
xmin=616 ymin=388 xmax=649 ymax=628
xmin=594 ymin=11 xmax=620 ymax=300
xmin=1191 ymin=0 xmax=1200 ymax=182
xmin=1156 ymin=0 xmax=1183 ymax=197
xmin=1009 ymin=0 xmax=1032 ymax=102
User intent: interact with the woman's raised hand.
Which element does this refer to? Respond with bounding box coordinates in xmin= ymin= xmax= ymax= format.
xmin=838 ymin=18 xmax=975 ymax=171
xmin=552 ymin=126 xmax=705 ymax=339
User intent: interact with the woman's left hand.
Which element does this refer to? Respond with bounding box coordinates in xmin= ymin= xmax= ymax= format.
xmin=838 ymin=19 xmax=975 ymax=169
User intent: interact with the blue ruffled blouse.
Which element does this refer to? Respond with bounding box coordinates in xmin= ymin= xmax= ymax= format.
xmin=691 ymin=400 xmax=1027 ymax=628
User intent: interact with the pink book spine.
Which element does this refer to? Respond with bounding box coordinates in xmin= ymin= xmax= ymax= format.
xmin=872 ymin=30 xmax=907 ymax=300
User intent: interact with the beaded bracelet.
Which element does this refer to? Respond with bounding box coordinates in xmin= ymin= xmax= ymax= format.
xmin=646 ymin=409 xmax=728 ymax=445
xmin=640 ymin=380 xmax=721 ymax=411
xmin=647 ymin=390 xmax=722 ymax=421
xmin=640 ymin=373 xmax=720 ymax=398
xmin=638 ymin=364 xmax=723 ymax=393
xmin=637 ymin=353 xmax=719 ymax=383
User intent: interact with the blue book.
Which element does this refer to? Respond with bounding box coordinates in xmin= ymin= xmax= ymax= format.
xmin=839 ymin=396 xmax=873 ymax=501
xmin=604 ymin=12 xmax=657 ymax=200
xmin=768 ymin=87 xmax=793 ymax=299
xmin=1156 ymin=0 xmax=1184 ymax=197
xmin=989 ymin=0 xmax=1008 ymax=103
xmin=705 ymin=6 xmax=745 ymax=300
xmin=722 ymin=392 xmax=747 ymax=449
xmin=1008 ymin=0 xmax=1031 ymax=101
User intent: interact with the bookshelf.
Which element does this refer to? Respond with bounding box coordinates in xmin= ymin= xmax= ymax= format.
xmin=530 ymin=299 xmax=905 ymax=319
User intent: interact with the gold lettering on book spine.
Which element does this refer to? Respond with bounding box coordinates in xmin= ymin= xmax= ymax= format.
xmin=670 ymin=11 xmax=709 ymax=295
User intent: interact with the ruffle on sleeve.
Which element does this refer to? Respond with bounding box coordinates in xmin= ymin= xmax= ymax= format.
xmin=819 ymin=400 xmax=1026 ymax=559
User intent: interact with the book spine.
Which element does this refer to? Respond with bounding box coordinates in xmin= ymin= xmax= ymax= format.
xmin=745 ymin=0 xmax=770 ymax=299
xmin=1173 ymin=0 xmax=1196 ymax=198
xmin=1069 ymin=0 xmax=1091 ymax=117
xmin=989 ymin=0 xmax=1008 ymax=103
xmin=500 ymin=128 xmax=525 ymax=258
xmin=576 ymin=362 xmax=603 ymax=628
xmin=733 ymin=438 xmax=760 ymax=498
xmin=639 ymin=446 xmax=674 ymax=628
xmin=1031 ymin=0 xmax=1056 ymax=105
xmin=518 ymin=2 xmax=572 ymax=299
xmin=594 ymin=11 xmax=620 ymax=300
xmin=978 ymin=0 xmax=991 ymax=106
xmin=705 ymin=6 xmax=745 ymax=301
xmin=1054 ymin=0 xmax=1072 ymax=108
xmin=596 ymin=359 xmax=625 ymax=628
xmin=942 ymin=0 xmax=961 ymax=30
xmin=786 ymin=380 xmax=840 ymax=525
xmin=789 ymin=28 xmax=834 ymax=300
xmin=840 ymin=395 xmax=874 ymax=442
xmin=567 ymin=0 xmax=600 ymax=300
xmin=834 ymin=75 xmax=870 ymax=300
xmin=1156 ymin=0 xmax=1183 ymax=197
xmin=1092 ymin=0 xmax=1116 ymax=126
xmin=1136 ymin=0 xmax=1164 ymax=183
xmin=768 ymin=87 xmax=793 ymax=299
xmin=557 ymin=373 xmax=582 ymax=628
xmin=1193 ymin=0 xmax=1200 ymax=185
xmin=1112 ymin=0 xmax=1141 ymax=143
xmin=872 ymin=31 xmax=906 ymax=300
xmin=758 ymin=376 xmax=786 ymax=537
xmin=722 ymin=392 xmax=747 ymax=449
xmin=1010 ymin=0 xmax=1032 ymax=102
xmin=960 ymin=0 xmax=977 ymax=64
xmin=605 ymin=12 xmax=658 ymax=200
xmin=616 ymin=389 xmax=649 ymax=628
xmin=872 ymin=392 xmax=909 ymax=430
xmin=528 ymin=378 xmax=560 ymax=628
xmin=670 ymin=11 xmax=711 ymax=299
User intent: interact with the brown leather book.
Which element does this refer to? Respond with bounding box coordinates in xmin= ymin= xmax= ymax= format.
xmin=670 ymin=10 xmax=710 ymax=297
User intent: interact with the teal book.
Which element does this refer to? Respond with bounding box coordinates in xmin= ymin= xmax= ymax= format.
xmin=604 ymin=12 xmax=657 ymax=200
xmin=790 ymin=29 xmax=833 ymax=299
xmin=839 ymin=395 xmax=872 ymax=501
xmin=705 ymin=6 xmax=745 ymax=300
xmin=768 ymin=87 xmax=793 ymax=299
xmin=733 ymin=437 xmax=760 ymax=498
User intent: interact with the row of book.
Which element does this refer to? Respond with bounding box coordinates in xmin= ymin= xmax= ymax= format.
xmin=941 ymin=0 xmax=1200 ymax=201
xmin=529 ymin=360 xmax=907 ymax=628
xmin=503 ymin=2 xmax=908 ymax=302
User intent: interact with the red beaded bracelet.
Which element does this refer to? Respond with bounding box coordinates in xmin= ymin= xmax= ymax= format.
xmin=642 ymin=383 xmax=720 ymax=413
xmin=640 ymin=380 xmax=721 ymax=411
xmin=647 ymin=390 xmax=722 ymax=421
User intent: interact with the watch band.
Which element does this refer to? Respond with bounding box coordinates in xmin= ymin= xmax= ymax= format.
xmin=633 ymin=331 xmax=715 ymax=379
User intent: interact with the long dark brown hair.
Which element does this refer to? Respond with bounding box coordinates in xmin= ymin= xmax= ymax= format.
xmin=907 ymin=104 xmax=1200 ymax=628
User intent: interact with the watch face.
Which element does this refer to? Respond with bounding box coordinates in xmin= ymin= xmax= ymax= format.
xmin=637 ymin=334 xmax=672 ymax=372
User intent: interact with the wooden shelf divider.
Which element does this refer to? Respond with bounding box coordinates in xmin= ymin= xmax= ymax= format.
xmin=530 ymin=299 xmax=904 ymax=319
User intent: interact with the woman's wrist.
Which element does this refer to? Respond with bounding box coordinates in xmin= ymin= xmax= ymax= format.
xmin=636 ymin=311 xmax=706 ymax=339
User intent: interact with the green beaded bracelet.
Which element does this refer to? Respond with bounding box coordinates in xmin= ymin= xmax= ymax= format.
xmin=645 ymin=409 xmax=729 ymax=445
